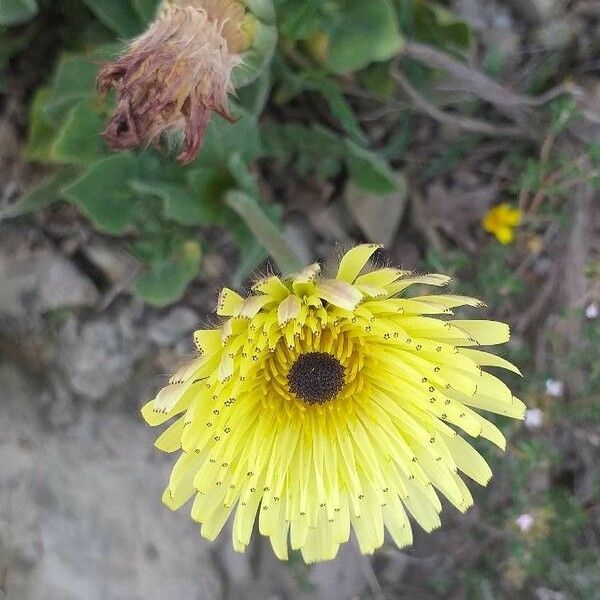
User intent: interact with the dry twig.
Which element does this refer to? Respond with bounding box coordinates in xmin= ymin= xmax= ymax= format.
xmin=391 ymin=62 xmax=526 ymax=138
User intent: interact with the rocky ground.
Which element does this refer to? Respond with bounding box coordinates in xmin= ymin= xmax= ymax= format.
xmin=1 ymin=0 xmax=599 ymax=599
xmin=0 ymin=221 xmax=391 ymax=600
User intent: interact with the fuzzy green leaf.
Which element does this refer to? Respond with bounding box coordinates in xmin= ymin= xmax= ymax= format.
xmin=63 ymin=154 xmax=141 ymax=234
xmin=232 ymin=16 xmax=277 ymax=88
xmin=133 ymin=240 xmax=202 ymax=307
xmin=328 ymin=0 xmax=403 ymax=74
xmin=0 ymin=169 xmax=77 ymax=219
xmin=51 ymin=100 xmax=107 ymax=165
xmin=44 ymin=49 xmax=116 ymax=124
xmin=25 ymin=88 xmax=58 ymax=163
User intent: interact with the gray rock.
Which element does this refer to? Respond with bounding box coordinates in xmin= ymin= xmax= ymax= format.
xmin=0 ymin=233 xmax=98 ymax=320
xmin=0 ymin=365 xmax=43 ymax=600
xmin=148 ymin=307 xmax=199 ymax=346
xmin=308 ymin=542 xmax=368 ymax=600
xmin=507 ymin=0 xmax=566 ymax=22
xmin=60 ymin=315 xmax=149 ymax=401
xmin=0 ymin=362 xmax=224 ymax=600
xmin=84 ymin=242 xmax=139 ymax=284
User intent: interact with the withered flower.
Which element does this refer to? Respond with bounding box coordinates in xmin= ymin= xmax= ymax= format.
xmin=98 ymin=0 xmax=251 ymax=164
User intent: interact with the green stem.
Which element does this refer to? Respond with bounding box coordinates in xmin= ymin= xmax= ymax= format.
xmin=226 ymin=190 xmax=304 ymax=275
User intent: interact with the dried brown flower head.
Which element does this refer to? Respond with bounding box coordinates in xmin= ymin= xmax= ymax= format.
xmin=97 ymin=0 xmax=250 ymax=164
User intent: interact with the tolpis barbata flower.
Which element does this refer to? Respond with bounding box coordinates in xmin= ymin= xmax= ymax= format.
xmin=97 ymin=0 xmax=256 ymax=164
xmin=482 ymin=203 xmax=523 ymax=245
xmin=142 ymin=245 xmax=525 ymax=563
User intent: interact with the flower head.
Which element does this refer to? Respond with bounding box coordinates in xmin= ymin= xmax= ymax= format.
xmin=143 ymin=245 xmax=525 ymax=563
xmin=483 ymin=203 xmax=522 ymax=244
xmin=97 ymin=0 xmax=251 ymax=164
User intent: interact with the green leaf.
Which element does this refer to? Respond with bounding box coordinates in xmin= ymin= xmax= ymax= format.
xmin=411 ymin=0 xmax=472 ymax=54
xmin=262 ymin=122 xmax=345 ymax=179
xmin=0 ymin=168 xmax=77 ymax=219
xmin=133 ymin=240 xmax=202 ymax=307
xmin=236 ymin=67 xmax=272 ymax=116
xmin=129 ymin=0 xmax=160 ymax=24
xmin=245 ymin=0 xmax=276 ymax=25
xmin=227 ymin=153 xmax=260 ymax=197
xmin=328 ymin=0 xmax=403 ymax=74
xmin=275 ymin=0 xmax=321 ymax=40
xmin=195 ymin=108 xmax=261 ymax=169
xmin=80 ymin=0 xmax=144 ymax=37
xmin=232 ymin=16 xmax=277 ymax=89
xmin=25 ymin=88 xmax=58 ymax=163
xmin=51 ymin=100 xmax=107 ymax=165
xmin=44 ymin=49 xmax=114 ymax=124
xmin=63 ymin=154 xmax=140 ymax=234
xmin=130 ymin=170 xmax=228 ymax=226
xmin=317 ymin=79 xmax=367 ymax=144
xmin=381 ymin=115 xmax=412 ymax=160
xmin=226 ymin=190 xmax=302 ymax=274
xmin=358 ymin=61 xmax=396 ymax=100
xmin=0 ymin=0 xmax=37 ymax=25
xmin=344 ymin=139 xmax=399 ymax=195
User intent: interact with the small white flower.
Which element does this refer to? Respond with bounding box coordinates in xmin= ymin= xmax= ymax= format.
xmin=524 ymin=408 xmax=543 ymax=430
xmin=545 ymin=379 xmax=564 ymax=397
xmin=515 ymin=513 xmax=534 ymax=533
xmin=586 ymin=303 xmax=599 ymax=319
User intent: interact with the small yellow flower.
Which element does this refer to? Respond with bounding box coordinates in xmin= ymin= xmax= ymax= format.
xmin=142 ymin=245 xmax=525 ymax=563
xmin=483 ymin=203 xmax=523 ymax=244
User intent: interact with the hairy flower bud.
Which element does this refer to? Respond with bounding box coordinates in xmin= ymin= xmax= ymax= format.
xmin=97 ymin=0 xmax=250 ymax=164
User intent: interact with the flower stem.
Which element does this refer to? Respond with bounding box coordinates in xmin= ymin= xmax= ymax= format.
xmin=226 ymin=190 xmax=304 ymax=274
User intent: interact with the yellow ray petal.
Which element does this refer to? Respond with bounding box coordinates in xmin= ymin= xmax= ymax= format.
xmin=355 ymin=267 xmax=408 ymax=287
xmin=442 ymin=433 xmax=492 ymax=486
xmin=252 ymin=275 xmax=289 ymax=299
xmin=217 ymin=288 xmax=244 ymax=316
xmin=278 ymin=294 xmax=302 ymax=326
xmin=460 ymin=348 xmax=522 ymax=376
xmin=451 ymin=320 xmax=510 ymax=346
xmin=336 ymin=244 xmax=381 ymax=283
xmin=155 ymin=416 xmax=186 ymax=452
xmin=315 ymin=279 xmax=363 ymax=310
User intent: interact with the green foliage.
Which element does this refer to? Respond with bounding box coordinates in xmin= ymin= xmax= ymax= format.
xmin=80 ymin=0 xmax=148 ymax=37
xmin=132 ymin=239 xmax=202 ymax=307
xmin=262 ymin=122 xmax=398 ymax=194
xmin=397 ymin=0 xmax=472 ymax=53
xmin=326 ymin=0 xmax=404 ymax=74
xmin=0 ymin=0 xmax=37 ymax=25
xmin=63 ymin=154 xmax=142 ymax=234
xmin=11 ymin=0 xmax=472 ymax=305
xmin=227 ymin=191 xmax=303 ymax=274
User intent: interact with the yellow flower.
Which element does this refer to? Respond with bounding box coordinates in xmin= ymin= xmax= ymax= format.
xmin=142 ymin=244 xmax=525 ymax=563
xmin=483 ymin=203 xmax=523 ymax=244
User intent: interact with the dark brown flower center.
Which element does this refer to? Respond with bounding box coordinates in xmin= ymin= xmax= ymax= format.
xmin=287 ymin=352 xmax=345 ymax=405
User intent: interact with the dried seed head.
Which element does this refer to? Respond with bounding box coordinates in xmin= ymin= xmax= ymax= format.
xmin=97 ymin=0 xmax=250 ymax=164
